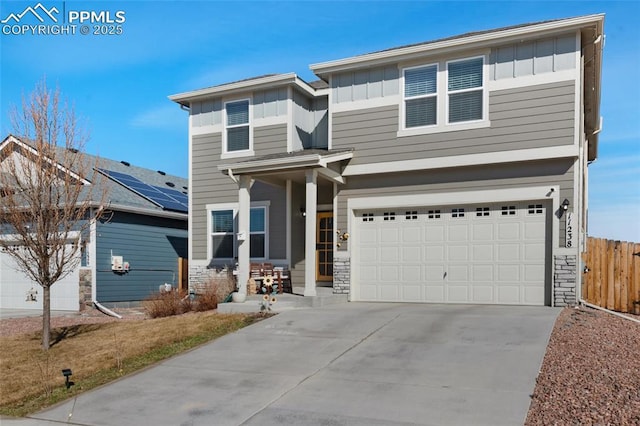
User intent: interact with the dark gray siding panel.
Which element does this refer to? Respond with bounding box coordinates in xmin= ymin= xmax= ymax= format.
xmin=192 ymin=133 xmax=236 ymax=259
xmin=251 ymin=181 xmax=286 ymax=260
xmin=290 ymin=182 xmax=306 ymax=285
xmin=336 ymin=159 xmax=574 ymax=250
xmin=96 ymin=212 xmax=187 ymax=302
xmin=254 ymin=124 xmax=287 ymax=157
xmin=332 ymin=81 xmax=575 ymax=166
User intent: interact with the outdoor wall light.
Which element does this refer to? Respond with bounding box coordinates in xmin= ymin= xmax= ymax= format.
xmin=61 ymin=369 xmax=74 ymax=390
xmin=561 ymin=199 xmax=570 ymax=211
xmin=300 ymin=207 xmax=306 ymax=217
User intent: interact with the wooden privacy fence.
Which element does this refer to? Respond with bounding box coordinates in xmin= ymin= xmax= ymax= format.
xmin=177 ymin=257 xmax=188 ymax=292
xmin=582 ymin=237 xmax=640 ymax=314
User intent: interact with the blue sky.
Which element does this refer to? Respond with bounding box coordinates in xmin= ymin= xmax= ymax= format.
xmin=1 ymin=0 xmax=638 ymax=241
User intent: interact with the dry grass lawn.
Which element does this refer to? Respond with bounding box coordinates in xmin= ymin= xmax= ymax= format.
xmin=0 ymin=311 xmax=263 ymax=417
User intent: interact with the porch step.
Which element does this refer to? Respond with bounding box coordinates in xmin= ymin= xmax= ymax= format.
xmin=216 ymin=288 xmax=348 ymax=314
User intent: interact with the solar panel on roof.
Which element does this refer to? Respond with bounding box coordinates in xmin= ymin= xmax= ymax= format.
xmin=98 ymin=169 xmax=188 ymax=213
xmin=153 ymin=186 xmax=188 ymax=206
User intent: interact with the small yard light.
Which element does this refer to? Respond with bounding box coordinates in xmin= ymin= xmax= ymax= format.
xmin=61 ymin=369 xmax=74 ymax=390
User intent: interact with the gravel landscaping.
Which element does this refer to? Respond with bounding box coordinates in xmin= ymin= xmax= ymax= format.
xmin=526 ymin=306 xmax=640 ymax=425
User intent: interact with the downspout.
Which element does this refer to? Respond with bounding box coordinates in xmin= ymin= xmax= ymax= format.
xmin=579 ymin=299 xmax=640 ymax=325
xmin=93 ymin=300 xmax=122 ymax=319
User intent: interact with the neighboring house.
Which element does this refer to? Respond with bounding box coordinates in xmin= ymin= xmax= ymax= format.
xmin=170 ymin=15 xmax=603 ymax=307
xmin=0 ymin=135 xmax=188 ymax=311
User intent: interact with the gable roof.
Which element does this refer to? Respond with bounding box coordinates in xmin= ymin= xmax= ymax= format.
xmin=1 ymin=135 xmax=188 ymax=219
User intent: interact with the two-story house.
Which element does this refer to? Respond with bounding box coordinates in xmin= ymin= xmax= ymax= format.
xmin=170 ymin=14 xmax=603 ymax=307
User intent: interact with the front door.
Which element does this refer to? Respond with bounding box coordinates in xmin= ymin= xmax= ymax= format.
xmin=316 ymin=212 xmax=333 ymax=281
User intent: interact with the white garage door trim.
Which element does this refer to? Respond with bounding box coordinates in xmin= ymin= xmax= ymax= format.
xmin=347 ymin=186 xmax=560 ymax=305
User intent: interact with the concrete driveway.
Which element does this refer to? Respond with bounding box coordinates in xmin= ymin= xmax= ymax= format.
xmin=9 ymin=303 xmax=559 ymax=426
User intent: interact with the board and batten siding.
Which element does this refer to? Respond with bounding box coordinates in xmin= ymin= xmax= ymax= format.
xmin=336 ymin=159 xmax=575 ymax=250
xmin=96 ymin=212 xmax=187 ymax=303
xmin=331 ymin=65 xmax=399 ymax=103
xmin=332 ymin=80 xmax=575 ymax=166
xmin=190 ymin=88 xmax=287 ymax=128
xmin=490 ymin=33 xmax=577 ymax=80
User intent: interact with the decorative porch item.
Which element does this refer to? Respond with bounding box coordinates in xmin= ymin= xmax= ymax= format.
xmin=259 ymin=283 xmax=278 ymax=312
xmin=247 ymin=278 xmax=257 ymax=295
xmin=231 ymin=292 xmax=246 ymax=303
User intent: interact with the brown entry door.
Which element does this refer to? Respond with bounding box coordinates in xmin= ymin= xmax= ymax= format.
xmin=316 ymin=212 xmax=333 ymax=281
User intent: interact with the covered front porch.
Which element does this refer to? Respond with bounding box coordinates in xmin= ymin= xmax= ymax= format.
xmin=217 ymin=149 xmax=353 ymax=298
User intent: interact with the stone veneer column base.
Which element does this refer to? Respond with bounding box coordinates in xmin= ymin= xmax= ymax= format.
xmin=79 ymin=269 xmax=92 ymax=311
xmin=554 ymin=255 xmax=577 ymax=307
xmin=333 ymin=257 xmax=350 ymax=295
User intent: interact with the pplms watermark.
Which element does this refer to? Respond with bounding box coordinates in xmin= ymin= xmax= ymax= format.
xmin=1 ymin=2 xmax=126 ymax=36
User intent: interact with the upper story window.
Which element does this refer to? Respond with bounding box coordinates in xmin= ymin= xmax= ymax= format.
xmin=225 ymin=99 xmax=250 ymax=152
xmin=447 ymin=57 xmax=484 ymax=123
xmin=404 ymin=64 xmax=438 ymax=128
xmin=399 ymin=54 xmax=488 ymax=136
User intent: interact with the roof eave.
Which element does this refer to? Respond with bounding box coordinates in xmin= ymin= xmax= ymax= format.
xmin=310 ymin=14 xmax=606 ymax=77
xmin=217 ymin=151 xmax=354 ymax=175
xmin=170 ymin=73 xmax=320 ymax=106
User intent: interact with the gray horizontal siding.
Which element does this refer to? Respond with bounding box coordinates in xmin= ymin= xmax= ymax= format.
xmin=192 ymin=133 xmax=236 ymax=259
xmin=336 ymin=159 xmax=574 ymax=250
xmin=254 ymin=124 xmax=287 ymax=157
xmin=96 ymin=212 xmax=187 ymax=303
xmin=332 ymin=81 xmax=575 ymax=166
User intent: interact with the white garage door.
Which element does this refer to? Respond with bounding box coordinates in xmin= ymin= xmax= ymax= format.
xmin=0 ymin=249 xmax=80 ymax=311
xmin=355 ymin=202 xmax=548 ymax=305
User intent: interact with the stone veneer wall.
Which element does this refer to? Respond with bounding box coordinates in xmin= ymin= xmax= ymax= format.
xmin=333 ymin=257 xmax=350 ymax=294
xmin=554 ymin=255 xmax=577 ymax=307
xmin=189 ymin=264 xmax=236 ymax=291
xmin=79 ymin=269 xmax=92 ymax=311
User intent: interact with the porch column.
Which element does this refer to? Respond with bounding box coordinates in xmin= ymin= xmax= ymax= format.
xmin=237 ymin=175 xmax=251 ymax=295
xmin=305 ymin=169 xmax=317 ymax=296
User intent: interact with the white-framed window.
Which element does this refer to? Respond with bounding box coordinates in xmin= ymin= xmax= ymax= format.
xmin=207 ymin=201 xmax=269 ymax=261
xmin=211 ymin=209 xmax=235 ymax=259
xmin=399 ymin=53 xmax=489 ymax=136
xmin=403 ymin=63 xmax=438 ymax=129
xmin=446 ymin=56 xmax=484 ymax=124
xmin=249 ymin=206 xmax=266 ymax=258
xmin=223 ymin=99 xmax=251 ymax=154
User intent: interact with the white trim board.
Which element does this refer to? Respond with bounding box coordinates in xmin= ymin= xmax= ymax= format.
xmin=342 ymin=145 xmax=578 ymax=176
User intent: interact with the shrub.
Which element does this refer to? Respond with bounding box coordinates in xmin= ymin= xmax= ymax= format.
xmin=194 ymin=288 xmax=218 ymax=312
xmin=143 ymin=290 xmax=188 ymax=318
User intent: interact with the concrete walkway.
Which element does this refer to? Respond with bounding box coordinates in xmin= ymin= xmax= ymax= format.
xmin=5 ymin=303 xmax=559 ymax=426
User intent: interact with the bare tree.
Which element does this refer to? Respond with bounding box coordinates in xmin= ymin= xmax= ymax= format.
xmin=0 ymin=79 xmax=107 ymax=350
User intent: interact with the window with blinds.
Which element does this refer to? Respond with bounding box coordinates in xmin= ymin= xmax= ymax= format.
xmin=211 ymin=210 xmax=234 ymax=258
xmin=403 ymin=64 xmax=437 ymax=128
xmin=447 ymin=57 xmax=484 ymax=123
xmin=210 ymin=207 xmax=268 ymax=260
xmin=225 ymin=99 xmax=250 ymax=152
